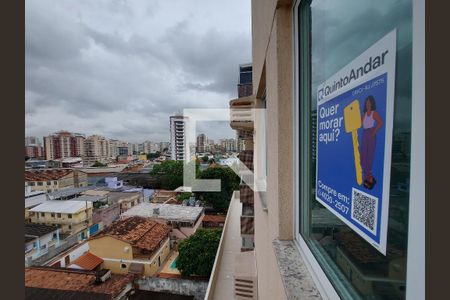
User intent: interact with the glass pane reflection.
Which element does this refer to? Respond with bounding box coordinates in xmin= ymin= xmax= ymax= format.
xmin=299 ymin=0 xmax=412 ymax=299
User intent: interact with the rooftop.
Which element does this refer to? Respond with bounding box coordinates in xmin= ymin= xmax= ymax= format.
xmin=69 ymin=252 xmax=104 ymax=271
xmin=25 ymin=193 xmax=47 ymax=209
xmin=70 ymin=195 xmax=107 ymax=203
xmin=29 ymin=200 xmax=93 ymax=214
xmin=202 ymin=215 xmax=226 ymax=223
xmin=121 ymin=203 xmax=204 ymax=223
xmin=102 ymin=191 xmax=141 ymax=204
xmin=91 ymin=216 xmax=170 ymax=252
xmin=47 ymin=186 xmax=92 ymax=200
xmin=25 ymin=223 xmax=59 ymax=240
xmin=25 ymin=169 xmax=73 ymax=181
xmin=25 ymin=267 xmax=133 ymax=299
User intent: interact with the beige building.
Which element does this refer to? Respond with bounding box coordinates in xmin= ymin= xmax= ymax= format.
xmin=29 ymin=200 xmax=93 ymax=238
xmin=84 ymin=135 xmax=111 ymax=164
xmin=88 ymin=216 xmax=171 ymax=277
xmin=25 ymin=169 xmax=88 ymax=193
xmin=206 ymin=0 xmax=424 ymax=299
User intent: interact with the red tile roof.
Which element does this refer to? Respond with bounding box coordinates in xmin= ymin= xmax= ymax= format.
xmin=25 ymin=267 xmax=133 ymax=298
xmin=70 ymin=252 xmax=104 ymax=271
xmin=202 ymin=215 xmax=226 ymax=223
xmin=25 ymin=169 xmax=72 ymax=181
xmin=91 ymin=216 xmax=171 ymax=252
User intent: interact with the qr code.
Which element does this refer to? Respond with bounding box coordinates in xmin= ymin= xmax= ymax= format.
xmin=351 ymin=188 xmax=378 ymax=234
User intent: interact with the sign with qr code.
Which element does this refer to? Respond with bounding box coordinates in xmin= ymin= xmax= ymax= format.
xmin=315 ymin=30 xmax=396 ymax=255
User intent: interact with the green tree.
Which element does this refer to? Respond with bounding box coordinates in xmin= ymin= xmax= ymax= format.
xmin=147 ymin=151 xmax=161 ymax=160
xmin=92 ymin=161 xmax=107 ymax=167
xmin=176 ymin=192 xmax=193 ymax=202
xmin=196 ymin=166 xmax=240 ymax=211
xmin=150 ymin=160 xmax=184 ymax=190
xmin=201 ymin=155 xmax=209 ymax=163
xmin=177 ymin=229 xmax=222 ymax=277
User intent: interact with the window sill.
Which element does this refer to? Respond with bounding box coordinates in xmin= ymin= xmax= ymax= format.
xmin=272 ymin=239 xmax=322 ymax=299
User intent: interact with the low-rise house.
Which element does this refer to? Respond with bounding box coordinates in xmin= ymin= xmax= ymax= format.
xmin=45 ymin=240 xmax=90 ymax=268
xmin=84 ymin=189 xmax=142 ymax=214
xmin=25 ymin=267 xmax=134 ymax=300
xmin=152 ymin=190 xmax=177 ymax=203
xmin=25 ymin=223 xmax=60 ymax=266
xmin=47 ymin=186 xmax=92 ymax=200
xmin=25 ymin=169 xmax=88 ymax=193
xmin=121 ymin=203 xmax=204 ymax=241
xmin=25 ymin=191 xmax=47 ymax=222
xmin=88 ymin=216 xmax=171 ymax=277
xmin=202 ymin=215 xmax=226 ymax=228
xmin=29 ymin=200 xmax=93 ymax=239
xmin=69 ymin=252 xmax=104 ymax=271
xmin=105 ymin=191 xmax=141 ymax=213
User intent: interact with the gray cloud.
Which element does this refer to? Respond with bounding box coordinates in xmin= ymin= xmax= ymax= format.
xmin=25 ymin=0 xmax=251 ymax=142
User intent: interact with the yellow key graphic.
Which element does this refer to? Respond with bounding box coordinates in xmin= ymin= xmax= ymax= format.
xmin=344 ymin=100 xmax=363 ymax=185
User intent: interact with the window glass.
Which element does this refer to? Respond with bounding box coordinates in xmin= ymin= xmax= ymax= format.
xmin=298 ymin=0 xmax=412 ymax=299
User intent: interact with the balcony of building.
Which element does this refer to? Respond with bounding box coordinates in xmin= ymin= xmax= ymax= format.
xmin=205 ymin=191 xmax=257 ymax=300
xmin=229 ymin=95 xmax=255 ymax=132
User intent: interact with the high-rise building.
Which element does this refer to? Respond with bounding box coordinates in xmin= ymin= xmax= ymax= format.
xmin=84 ymin=135 xmax=110 ymax=159
xmin=109 ymin=139 xmax=120 ymax=158
xmin=220 ymin=138 xmax=237 ymax=152
xmin=238 ymin=63 xmax=253 ymax=98
xmin=159 ymin=142 xmax=170 ymax=153
xmin=43 ymin=131 xmax=85 ymax=160
xmin=25 ymin=136 xmax=42 ymax=146
xmin=141 ymin=141 xmax=151 ymax=154
xmin=196 ymin=133 xmax=207 ymax=153
xmin=170 ymin=115 xmax=189 ymax=161
xmin=25 ymin=145 xmax=44 ymax=159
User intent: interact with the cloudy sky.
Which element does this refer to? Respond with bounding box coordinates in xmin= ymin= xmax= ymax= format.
xmin=25 ymin=0 xmax=251 ymax=143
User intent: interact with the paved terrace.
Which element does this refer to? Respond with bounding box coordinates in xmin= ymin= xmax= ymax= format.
xmin=205 ymin=191 xmax=242 ymax=300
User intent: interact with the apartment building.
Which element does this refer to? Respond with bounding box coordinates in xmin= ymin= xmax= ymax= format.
xmin=84 ymin=135 xmax=110 ymax=163
xmin=88 ymin=216 xmax=171 ymax=277
xmin=25 ymin=145 xmax=44 ymax=159
xmin=206 ymin=1 xmax=424 ymax=299
xmin=28 ymin=200 xmax=93 ymax=238
xmin=197 ymin=133 xmax=207 ymax=153
xmin=25 ymin=169 xmax=88 ymax=193
xmin=25 ymin=223 xmax=60 ymax=266
xmin=43 ymin=131 xmax=85 ymax=160
xmin=25 ymin=136 xmax=42 ymax=146
xmin=238 ymin=63 xmax=253 ymax=97
xmin=170 ymin=115 xmax=189 ymax=161
xmin=220 ymin=138 xmax=237 ymax=153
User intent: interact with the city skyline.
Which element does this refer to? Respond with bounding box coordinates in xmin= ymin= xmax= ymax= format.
xmin=25 ymin=0 xmax=251 ymax=142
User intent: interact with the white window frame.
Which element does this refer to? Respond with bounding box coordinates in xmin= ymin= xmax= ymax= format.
xmin=292 ymin=0 xmax=425 ymax=299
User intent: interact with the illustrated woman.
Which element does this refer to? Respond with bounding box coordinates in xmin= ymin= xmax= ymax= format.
xmin=361 ymin=95 xmax=383 ymax=189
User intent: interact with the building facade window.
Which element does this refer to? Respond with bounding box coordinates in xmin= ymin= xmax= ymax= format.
xmin=40 ymin=212 xmax=45 ymax=217
xmin=51 ymin=213 xmax=55 ymax=218
xmin=68 ymin=214 xmax=72 ymax=218
xmin=57 ymin=213 xmax=61 ymax=218
xmin=295 ymin=0 xmax=413 ymax=299
xmin=37 ymin=182 xmax=43 ymax=186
